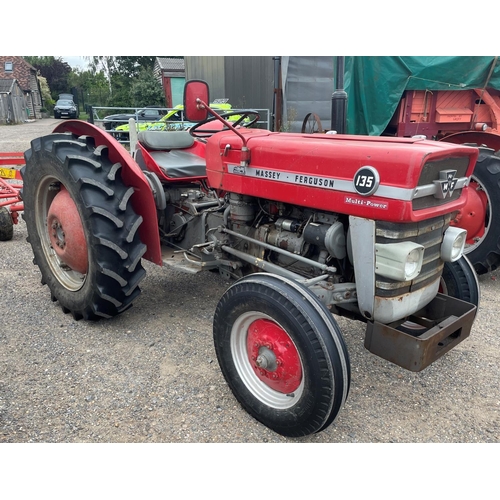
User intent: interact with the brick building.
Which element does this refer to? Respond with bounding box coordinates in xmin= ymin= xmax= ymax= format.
xmin=0 ymin=56 xmax=43 ymax=119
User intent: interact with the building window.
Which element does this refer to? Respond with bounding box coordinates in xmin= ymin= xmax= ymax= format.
xmin=5 ymin=61 xmax=13 ymax=72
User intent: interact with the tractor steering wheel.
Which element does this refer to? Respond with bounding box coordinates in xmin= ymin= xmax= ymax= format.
xmin=189 ymin=110 xmax=260 ymax=138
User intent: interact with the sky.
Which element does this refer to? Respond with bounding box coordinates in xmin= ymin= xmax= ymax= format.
xmin=60 ymin=56 xmax=90 ymax=71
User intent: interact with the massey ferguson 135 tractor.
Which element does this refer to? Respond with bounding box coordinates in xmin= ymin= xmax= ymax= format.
xmin=21 ymin=80 xmax=480 ymax=437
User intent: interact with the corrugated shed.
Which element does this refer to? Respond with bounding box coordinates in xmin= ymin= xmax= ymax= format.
xmin=185 ymin=57 xmax=225 ymax=101
xmin=185 ymin=56 xmax=274 ymax=111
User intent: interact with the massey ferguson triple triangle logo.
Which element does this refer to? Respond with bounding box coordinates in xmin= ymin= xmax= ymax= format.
xmin=433 ymin=169 xmax=458 ymax=199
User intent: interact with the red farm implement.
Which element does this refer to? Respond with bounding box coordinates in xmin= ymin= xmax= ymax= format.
xmin=0 ymin=152 xmax=24 ymax=241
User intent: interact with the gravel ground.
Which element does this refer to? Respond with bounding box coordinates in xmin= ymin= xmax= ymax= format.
xmin=1 ymin=119 xmax=499 ymax=445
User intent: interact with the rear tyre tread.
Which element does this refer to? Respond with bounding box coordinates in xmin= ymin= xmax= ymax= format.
xmin=22 ymin=133 xmax=146 ymax=320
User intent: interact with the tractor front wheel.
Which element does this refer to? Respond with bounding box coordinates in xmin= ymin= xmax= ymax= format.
xmin=440 ymin=256 xmax=480 ymax=310
xmin=213 ymin=273 xmax=351 ymax=437
xmin=21 ymin=133 xmax=147 ymax=320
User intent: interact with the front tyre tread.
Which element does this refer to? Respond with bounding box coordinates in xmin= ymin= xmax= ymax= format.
xmin=213 ymin=273 xmax=350 ymax=437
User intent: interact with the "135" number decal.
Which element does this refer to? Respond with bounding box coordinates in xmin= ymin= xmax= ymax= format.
xmin=353 ymin=166 xmax=379 ymax=196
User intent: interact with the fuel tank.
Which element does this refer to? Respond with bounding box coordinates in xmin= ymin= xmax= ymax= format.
xmin=205 ymin=129 xmax=478 ymax=223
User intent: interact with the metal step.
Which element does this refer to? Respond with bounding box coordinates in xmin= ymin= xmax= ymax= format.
xmin=160 ymin=247 xmax=203 ymax=274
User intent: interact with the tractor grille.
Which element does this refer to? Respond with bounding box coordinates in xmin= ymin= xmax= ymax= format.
xmin=375 ymin=215 xmax=451 ymax=298
xmin=412 ymin=156 xmax=470 ymax=210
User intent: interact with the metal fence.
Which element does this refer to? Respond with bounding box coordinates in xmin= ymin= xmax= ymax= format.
xmin=88 ymin=106 xmax=271 ymax=145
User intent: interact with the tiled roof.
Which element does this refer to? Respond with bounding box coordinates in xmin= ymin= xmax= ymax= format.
xmin=156 ymin=57 xmax=185 ymax=71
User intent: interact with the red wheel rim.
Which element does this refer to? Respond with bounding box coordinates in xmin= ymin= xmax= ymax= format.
xmin=47 ymin=186 xmax=88 ymax=274
xmin=452 ymin=179 xmax=488 ymax=244
xmin=246 ymin=318 xmax=302 ymax=393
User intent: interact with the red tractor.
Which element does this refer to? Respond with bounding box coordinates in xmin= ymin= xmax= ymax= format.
xmin=21 ymin=80 xmax=479 ymax=437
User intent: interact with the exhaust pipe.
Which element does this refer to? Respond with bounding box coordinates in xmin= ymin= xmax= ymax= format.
xmin=331 ymin=56 xmax=348 ymax=134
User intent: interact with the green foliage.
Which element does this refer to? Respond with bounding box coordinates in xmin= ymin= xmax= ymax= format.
xmin=28 ymin=56 xmax=181 ymax=109
xmin=85 ymin=57 xmax=173 ymax=106
xmin=37 ymin=75 xmax=55 ymax=112
xmin=129 ymin=68 xmax=164 ymax=107
xmin=24 ymin=56 xmax=72 ymax=99
xmin=108 ymin=73 xmax=133 ymax=107
xmin=115 ymin=57 xmax=157 ymax=77
xmin=89 ymin=56 xmax=171 ymax=78
xmin=71 ymin=68 xmax=112 ymax=107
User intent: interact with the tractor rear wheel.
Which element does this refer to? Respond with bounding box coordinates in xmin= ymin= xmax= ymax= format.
xmin=0 ymin=207 xmax=14 ymax=241
xmin=21 ymin=133 xmax=147 ymax=320
xmin=456 ymin=147 xmax=500 ymax=274
xmin=213 ymin=273 xmax=351 ymax=437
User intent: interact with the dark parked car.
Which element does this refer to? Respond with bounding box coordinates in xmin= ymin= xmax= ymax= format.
xmin=54 ymin=99 xmax=79 ymax=119
xmin=102 ymin=106 xmax=167 ymax=130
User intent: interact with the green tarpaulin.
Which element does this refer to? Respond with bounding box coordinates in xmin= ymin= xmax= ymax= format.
xmin=343 ymin=56 xmax=500 ymax=136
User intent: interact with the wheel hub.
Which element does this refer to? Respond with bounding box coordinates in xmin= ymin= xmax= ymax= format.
xmin=247 ymin=319 xmax=302 ymax=394
xmin=255 ymin=346 xmax=278 ymax=371
xmin=47 ymin=187 xmax=88 ymax=274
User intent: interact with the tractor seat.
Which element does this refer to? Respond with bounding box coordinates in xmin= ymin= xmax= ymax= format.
xmin=138 ymin=130 xmax=206 ymax=178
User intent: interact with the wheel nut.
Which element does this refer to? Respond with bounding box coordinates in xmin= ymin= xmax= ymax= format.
xmin=256 ymin=355 xmax=266 ymax=368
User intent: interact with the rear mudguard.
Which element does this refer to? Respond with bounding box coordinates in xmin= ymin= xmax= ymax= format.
xmin=53 ymin=120 xmax=162 ymax=265
xmin=441 ymin=130 xmax=500 ymax=152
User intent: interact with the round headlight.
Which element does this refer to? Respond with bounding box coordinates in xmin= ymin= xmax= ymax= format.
xmin=441 ymin=227 xmax=467 ymax=262
xmin=405 ymin=248 xmax=423 ymax=280
xmin=452 ymin=233 xmax=466 ymax=259
xmin=375 ymin=242 xmax=424 ymax=281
